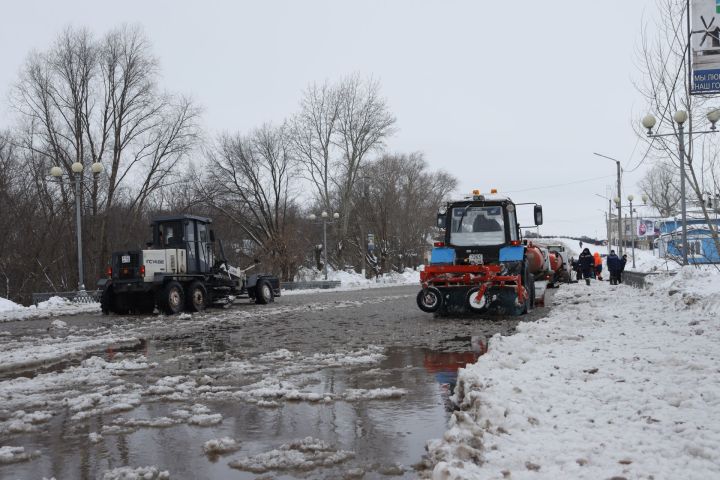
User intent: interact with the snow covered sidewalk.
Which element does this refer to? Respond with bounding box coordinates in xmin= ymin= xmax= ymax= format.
xmin=428 ymin=267 xmax=720 ymax=479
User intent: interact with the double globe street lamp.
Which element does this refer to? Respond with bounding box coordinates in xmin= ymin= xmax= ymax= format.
xmin=641 ymin=108 xmax=720 ymax=265
xmin=49 ymin=160 xmax=104 ymax=291
xmin=308 ymin=211 xmax=340 ymax=280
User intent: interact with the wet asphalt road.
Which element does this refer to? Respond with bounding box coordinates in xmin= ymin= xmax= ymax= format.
xmin=0 ymin=284 xmax=555 ymax=480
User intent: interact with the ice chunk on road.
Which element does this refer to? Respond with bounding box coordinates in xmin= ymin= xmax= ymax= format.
xmin=0 ymin=445 xmax=39 ymax=464
xmin=50 ymin=319 xmax=67 ymax=329
xmin=0 ymin=410 xmax=53 ymax=434
xmin=343 ymin=387 xmax=407 ymax=401
xmin=188 ymin=413 xmax=222 ymax=426
xmin=229 ymin=436 xmax=354 ymax=473
xmin=202 ymin=437 xmax=241 ymax=455
xmin=101 ymin=465 xmax=170 ymax=479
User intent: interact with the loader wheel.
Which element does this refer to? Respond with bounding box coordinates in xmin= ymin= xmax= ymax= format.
xmin=159 ymin=281 xmax=184 ymax=315
xmin=100 ymin=286 xmax=113 ymax=315
xmin=186 ymin=281 xmax=208 ymax=312
xmin=417 ymin=287 xmax=442 ymax=313
xmin=134 ymin=293 xmax=156 ymax=315
xmin=466 ymin=287 xmax=488 ymax=313
xmin=255 ymin=279 xmax=273 ymax=305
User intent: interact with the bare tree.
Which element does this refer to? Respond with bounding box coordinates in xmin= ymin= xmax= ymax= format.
xmin=635 ymin=0 xmax=720 ymax=258
xmin=352 ymin=153 xmax=456 ymax=273
xmin=334 ymin=75 xmax=396 ymax=251
xmin=197 ymin=124 xmax=300 ymax=279
xmin=291 ymin=81 xmax=340 ymax=213
xmin=8 ymin=25 xmax=200 ymax=288
xmin=639 ymin=162 xmax=680 ymax=216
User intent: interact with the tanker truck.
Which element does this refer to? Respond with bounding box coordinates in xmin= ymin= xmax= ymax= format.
xmin=417 ymin=190 xmax=545 ymax=315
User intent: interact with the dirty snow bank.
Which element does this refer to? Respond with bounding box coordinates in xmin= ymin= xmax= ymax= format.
xmin=427 ymin=267 xmax=720 ymax=480
xmin=0 ymin=335 xmax=142 ymax=373
xmin=285 ymin=267 xmax=419 ymax=295
xmin=0 ymin=295 xmax=100 ymax=322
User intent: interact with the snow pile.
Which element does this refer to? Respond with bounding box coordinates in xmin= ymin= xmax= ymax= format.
xmin=229 ymin=437 xmax=354 ymax=473
xmin=101 ymin=466 xmax=169 ymax=480
xmin=0 ymin=295 xmax=101 ymax=322
xmin=37 ymin=296 xmax=72 ymax=309
xmin=288 ymin=266 xmax=419 ymax=294
xmin=0 ymin=297 xmax=22 ymax=312
xmin=203 ymin=437 xmax=241 ymax=455
xmin=427 ymin=269 xmax=720 ymax=479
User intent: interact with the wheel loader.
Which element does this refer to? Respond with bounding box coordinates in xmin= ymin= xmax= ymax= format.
xmin=98 ymin=214 xmax=280 ymax=315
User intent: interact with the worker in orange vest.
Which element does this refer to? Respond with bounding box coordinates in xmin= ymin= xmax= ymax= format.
xmin=593 ymin=251 xmax=603 ymax=281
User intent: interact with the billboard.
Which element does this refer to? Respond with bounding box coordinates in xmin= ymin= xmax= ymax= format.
xmin=636 ymin=219 xmax=656 ymax=237
xmin=692 ymin=0 xmax=720 ymax=93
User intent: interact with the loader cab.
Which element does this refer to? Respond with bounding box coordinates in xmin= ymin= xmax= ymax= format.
xmin=151 ymin=214 xmax=215 ymax=274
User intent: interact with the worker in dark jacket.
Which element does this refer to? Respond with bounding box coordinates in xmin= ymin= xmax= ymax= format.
xmin=578 ymin=248 xmax=594 ymax=285
xmin=619 ymin=254 xmax=628 ymax=283
xmin=606 ymin=250 xmax=622 ymax=285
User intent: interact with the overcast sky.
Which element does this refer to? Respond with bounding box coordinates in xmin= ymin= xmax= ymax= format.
xmin=0 ymin=1 xmax=660 ymax=238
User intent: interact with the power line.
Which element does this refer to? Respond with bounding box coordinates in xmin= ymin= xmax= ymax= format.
xmin=505 ymin=174 xmax=616 ymax=194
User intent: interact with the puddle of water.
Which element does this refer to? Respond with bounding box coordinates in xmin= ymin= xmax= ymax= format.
xmin=1 ymin=340 xmax=492 ymax=479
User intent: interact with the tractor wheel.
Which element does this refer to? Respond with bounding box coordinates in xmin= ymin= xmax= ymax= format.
xmin=466 ymin=287 xmax=488 ymax=313
xmin=255 ymin=279 xmax=274 ymax=305
xmin=159 ymin=281 xmax=185 ymax=315
xmin=186 ymin=281 xmax=208 ymax=312
xmin=522 ymin=264 xmax=533 ymax=314
xmin=417 ymin=287 xmax=442 ymax=313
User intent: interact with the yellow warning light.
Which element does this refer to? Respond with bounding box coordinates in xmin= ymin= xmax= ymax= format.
xmin=490 ymin=188 xmax=498 ymax=194
xmin=472 ymin=189 xmax=480 ymax=195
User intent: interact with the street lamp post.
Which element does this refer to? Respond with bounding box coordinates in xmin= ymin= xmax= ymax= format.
xmin=614 ymin=196 xmax=621 ymax=251
xmin=593 ymin=153 xmax=623 ymax=255
xmin=628 ymin=194 xmax=636 ymax=269
xmin=642 ymin=108 xmax=720 ymax=265
xmin=308 ymin=211 xmax=340 ymax=280
xmin=50 ymin=161 xmax=104 ymax=291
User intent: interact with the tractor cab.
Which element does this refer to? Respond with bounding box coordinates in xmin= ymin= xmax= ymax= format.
xmin=435 ymin=190 xmax=541 ymax=265
xmin=151 ymin=214 xmax=215 ymax=274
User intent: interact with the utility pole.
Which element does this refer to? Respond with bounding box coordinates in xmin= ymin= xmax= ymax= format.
xmin=616 ymin=160 xmax=622 ymax=256
xmin=678 ymin=121 xmax=689 ymax=265
xmin=593 ymin=153 xmax=623 ymax=255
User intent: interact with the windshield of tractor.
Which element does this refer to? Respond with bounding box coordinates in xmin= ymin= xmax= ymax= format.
xmin=450 ymin=206 xmax=506 ymax=246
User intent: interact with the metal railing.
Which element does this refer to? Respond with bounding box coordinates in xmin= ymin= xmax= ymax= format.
xmin=31 ymin=290 xmax=102 ymax=305
xmin=280 ymin=281 xmax=341 ymax=291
